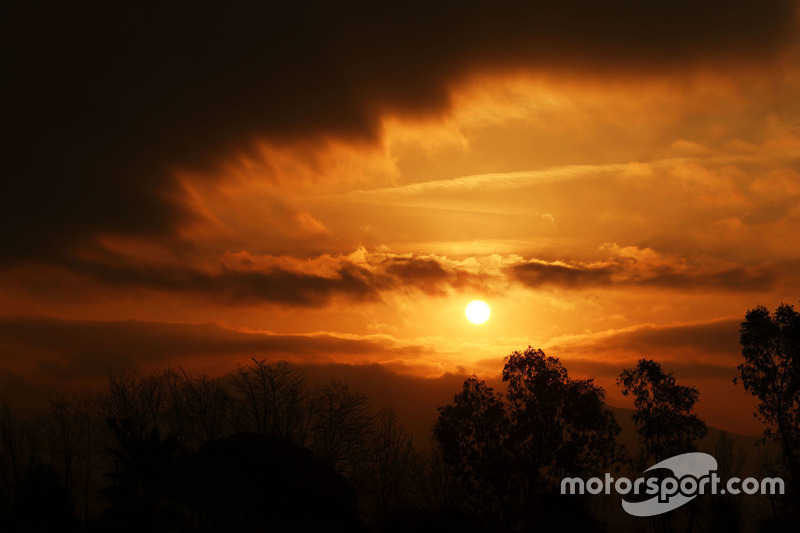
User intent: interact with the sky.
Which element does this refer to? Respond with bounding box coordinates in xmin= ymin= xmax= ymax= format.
xmin=3 ymin=0 xmax=800 ymax=437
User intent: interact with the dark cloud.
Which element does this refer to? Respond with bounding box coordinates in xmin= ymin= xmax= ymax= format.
xmin=4 ymin=1 xmax=798 ymax=263
xmin=564 ymin=358 xmax=737 ymax=380
xmin=478 ymin=319 xmax=742 ymax=381
xmin=511 ymin=262 xmax=616 ymax=288
xmin=596 ymin=319 xmax=742 ymax=357
xmin=66 ymin=258 xmax=381 ymax=307
xmin=12 ymin=249 xmax=784 ymax=307
xmin=36 ymin=253 xmax=482 ymax=306
xmin=741 ymin=198 xmax=798 ymax=226
xmin=510 ymin=260 xmax=779 ymax=291
xmin=0 ymin=369 xmax=53 ymax=414
xmin=640 ymin=266 xmax=779 ymax=291
xmin=383 ymin=258 xmax=451 ymax=289
xmin=547 ymin=318 xmax=743 ymax=365
xmin=380 ymin=257 xmax=484 ymax=296
xmin=0 ymin=316 xmax=422 ymax=379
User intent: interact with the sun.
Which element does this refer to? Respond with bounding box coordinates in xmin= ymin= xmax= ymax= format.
xmin=465 ymin=300 xmax=490 ymax=324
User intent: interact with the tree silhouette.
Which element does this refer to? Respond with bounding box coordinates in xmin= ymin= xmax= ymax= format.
xmin=736 ymin=304 xmax=800 ymax=489
xmin=735 ymin=303 xmax=800 ymax=524
xmin=361 ymin=407 xmax=420 ymax=521
xmin=434 ymin=375 xmax=510 ymax=524
xmin=310 ymin=380 xmax=374 ymax=477
xmin=434 ymin=347 xmax=621 ymax=530
xmin=40 ymin=394 xmax=96 ymax=523
xmin=97 ymin=422 xmax=184 ymax=532
xmin=618 ymin=359 xmax=707 ymax=465
xmin=162 ymin=368 xmax=231 ymax=451
xmin=0 ymin=401 xmax=81 ymax=532
xmin=231 ymin=359 xmax=313 ymax=445
xmin=503 ymin=348 xmax=623 ymax=481
xmin=0 ymin=402 xmax=29 ymax=506
xmin=707 ymin=432 xmax=746 ymax=532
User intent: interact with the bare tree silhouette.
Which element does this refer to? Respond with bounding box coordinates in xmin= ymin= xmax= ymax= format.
xmin=162 ymin=368 xmax=231 ymax=450
xmin=310 ymin=380 xmax=374 ymax=476
xmin=361 ymin=407 xmax=419 ymax=520
xmin=231 ymin=358 xmax=313 ymax=445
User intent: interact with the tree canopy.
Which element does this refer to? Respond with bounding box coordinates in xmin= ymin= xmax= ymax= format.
xmin=434 ymin=346 xmax=621 ymax=530
xmin=618 ymin=358 xmax=707 ymax=465
xmin=736 ymin=303 xmax=800 ymax=491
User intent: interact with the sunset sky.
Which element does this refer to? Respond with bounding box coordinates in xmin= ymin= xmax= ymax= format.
xmin=3 ymin=1 xmax=800 ymax=437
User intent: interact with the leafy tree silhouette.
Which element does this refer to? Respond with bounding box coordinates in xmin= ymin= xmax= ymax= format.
xmin=618 ymin=359 xmax=707 ymax=466
xmin=434 ymin=375 xmax=510 ymax=525
xmin=434 ymin=346 xmax=621 ymax=531
xmin=503 ymin=348 xmax=623 ymax=481
xmin=616 ymin=360 xmax=707 ymax=533
xmin=735 ymin=303 xmax=800 ymax=521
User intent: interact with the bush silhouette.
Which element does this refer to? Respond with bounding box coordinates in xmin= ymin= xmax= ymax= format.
xmin=185 ymin=433 xmax=364 ymax=532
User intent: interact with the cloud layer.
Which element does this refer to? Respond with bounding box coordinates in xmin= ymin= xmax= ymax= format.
xmin=4 ymin=1 xmax=798 ymax=262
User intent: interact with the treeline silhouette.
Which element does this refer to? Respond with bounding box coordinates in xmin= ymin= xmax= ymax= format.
xmin=0 ymin=303 xmax=797 ymax=532
xmin=0 ymin=362 xmax=421 ymax=532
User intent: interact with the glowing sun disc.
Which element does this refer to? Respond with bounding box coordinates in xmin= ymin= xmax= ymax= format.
xmin=465 ymin=300 xmax=490 ymax=324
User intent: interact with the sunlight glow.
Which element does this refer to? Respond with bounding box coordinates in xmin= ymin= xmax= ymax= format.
xmin=465 ymin=300 xmax=490 ymax=324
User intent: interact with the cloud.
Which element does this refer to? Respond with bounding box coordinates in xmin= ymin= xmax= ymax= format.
xmin=4 ymin=1 xmax=798 ymax=263
xmin=0 ymin=316 xmax=428 ymax=380
xmin=0 ymin=369 xmax=53 ymax=414
xmin=16 ymin=248 xmax=491 ymax=307
xmin=540 ymin=319 xmax=763 ymax=435
xmin=547 ymin=318 xmax=743 ymax=366
xmin=7 ymin=242 xmax=789 ymax=309
xmin=347 ymin=163 xmax=629 ymax=197
xmin=66 ymin=257 xmax=381 ymax=307
xmin=510 ymin=245 xmax=781 ymax=291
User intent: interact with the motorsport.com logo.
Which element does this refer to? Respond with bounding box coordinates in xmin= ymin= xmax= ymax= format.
xmin=561 ymin=452 xmax=784 ymax=516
